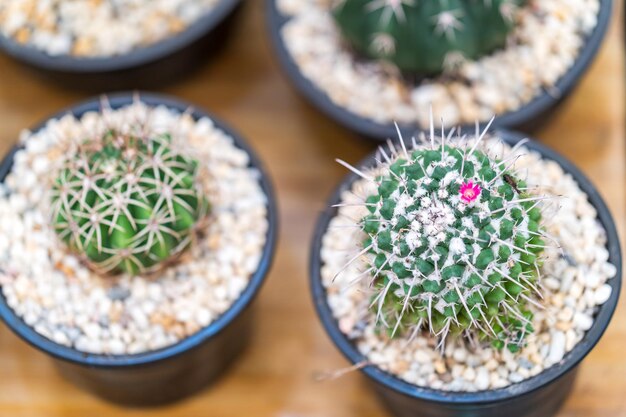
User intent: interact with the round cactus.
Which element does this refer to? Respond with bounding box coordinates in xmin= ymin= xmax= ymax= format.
xmin=50 ymin=130 xmax=210 ymax=276
xmin=350 ymin=131 xmax=545 ymax=351
xmin=332 ymin=0 xmax=525 ymax=75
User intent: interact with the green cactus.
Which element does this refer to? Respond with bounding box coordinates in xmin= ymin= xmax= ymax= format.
xmin=332 ymin=0 xmax=525 ymax=76
xmin=50 ymin=130 xmax=210 ymax=276
xmin=349 ymin=131 xmax=545 ymax=352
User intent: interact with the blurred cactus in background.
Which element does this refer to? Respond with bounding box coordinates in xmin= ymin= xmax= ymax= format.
xmin=332 ymin=0 xmax=525 ymax=76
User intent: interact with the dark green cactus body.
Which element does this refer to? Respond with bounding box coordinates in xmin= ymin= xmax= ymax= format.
xmin=333 ymin=0 xmax=525 ymax=75
xmin=51 ymin=131 xmax=210 ymax=276
xmin=361 ymin=143 xmax=544 ymax=351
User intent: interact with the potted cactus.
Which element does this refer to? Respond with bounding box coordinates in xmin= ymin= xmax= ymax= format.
xmin=268 ymin=0 xmax=612 ymax=140
xmin=310 ymin=121 xmax=621 ymax=417
xmin=0 ymin=93 xmax=277 ymax=405
xmin=0 ymin=0 xmax=244 ymax=89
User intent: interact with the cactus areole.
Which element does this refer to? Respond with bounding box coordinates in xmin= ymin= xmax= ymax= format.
xmin=332 ymin=0 xmax=525 ymax=76
xmin=51 ymin=130 xmax=210 ymax=276
xmin=357 ymin=134 xmax=545 ymax=352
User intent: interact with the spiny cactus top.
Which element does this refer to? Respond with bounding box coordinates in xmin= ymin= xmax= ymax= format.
xmin=51 ymin=130 xmax=210 ymax=276
xmin=332 ymin=0 xmax=525 ymax=76
xmin=348 ymin=129 xmax=545 ymax=352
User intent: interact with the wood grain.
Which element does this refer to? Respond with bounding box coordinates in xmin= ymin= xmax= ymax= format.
xmin=0 ymin=1 xmax=623 ymax=416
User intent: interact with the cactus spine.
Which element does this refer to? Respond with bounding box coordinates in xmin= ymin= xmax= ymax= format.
xmin=332 ymin=0 xmax=525 ymax=76
xmin=50 ymin=129 xmax=210 ymax=276
xmin=340 ymin=125 xmax=546 ymax=352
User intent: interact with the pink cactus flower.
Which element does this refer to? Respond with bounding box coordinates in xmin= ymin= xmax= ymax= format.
xmin=459 ymin=181 xmax=481 ymax=203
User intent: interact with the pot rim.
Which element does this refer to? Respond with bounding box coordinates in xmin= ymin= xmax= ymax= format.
xmin=309 ymin=129 xmax=622 ymax=404
xmin=0 ymin=0 xmax=242 ymax=73
xmin=0 ymin=92 xmax=279 ymax=368
xmin=266 ymin=0 xmax=613 ymax=140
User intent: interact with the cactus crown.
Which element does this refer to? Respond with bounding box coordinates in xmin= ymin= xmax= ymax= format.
xmin=341 ymin=125 xmax=546 ymax=352
xmin=51 ymin=129 xmax=210 ymax=276
xmin=332 ymin=0 xmax=525 ymax=75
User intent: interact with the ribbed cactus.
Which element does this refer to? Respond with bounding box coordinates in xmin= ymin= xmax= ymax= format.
xmin=332 ymin=0 xmax=525 ymax=75
xmin=341 ymin=128 xmax=546 ymax=352
xmin=50 ymin=130 xmax=210 ymax=276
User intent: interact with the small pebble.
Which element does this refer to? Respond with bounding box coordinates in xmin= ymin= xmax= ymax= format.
xmin=462 ymin=367 xmax=476 ymax=382
xmin=573 ymin=313 xmax=593 ymax=331
xmin=594 ymin=284 xmax=612 ymax=305
xmin=547 ymin=332 xmax=566 ymax=365
xmin=475 ymin=368 xmax=490 ymax=390
xmin=108 ymin=286 xmax=131 ymax=301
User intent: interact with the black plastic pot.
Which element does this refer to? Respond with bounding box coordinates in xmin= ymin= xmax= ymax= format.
xmin=267 ymin=0 xmax=613 ymax=141
xmin=0 ymin=0 xmax=243 ymax=90
xmin=309 ymin=130 xmax=622 ymax=417
xmin=0 ymin=92 xmax=278 ymax=406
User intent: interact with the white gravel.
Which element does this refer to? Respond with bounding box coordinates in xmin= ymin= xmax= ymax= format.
xmin=0 ymin=0 xmax=222 ymax=57
xmin=320 ymin=135 xmax=617 ymax=392
xmin=0 ymin=99 xmax=269 ymax=355
xmin=277 ymin=0 xmax=601 ymax=127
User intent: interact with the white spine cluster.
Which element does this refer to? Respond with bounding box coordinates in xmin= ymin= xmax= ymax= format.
xmin=336 ymin=120 xmax=550 ymax=351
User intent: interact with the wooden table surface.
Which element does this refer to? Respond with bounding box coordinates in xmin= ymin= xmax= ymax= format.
xmin=0 ymin=2 xmax=623 ymax=416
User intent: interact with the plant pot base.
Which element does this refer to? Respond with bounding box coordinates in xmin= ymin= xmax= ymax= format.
xmin=373 ymin=368 xmax=577 ymax=417
xmin=54 ymin=308 xmax=252 ymax=407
